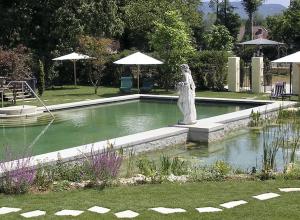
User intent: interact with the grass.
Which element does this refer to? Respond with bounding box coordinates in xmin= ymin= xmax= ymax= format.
xmin=0 ymin=180 xmax=300 ymax=219
xmin=2 ymin=85 xmax=278 ymax=107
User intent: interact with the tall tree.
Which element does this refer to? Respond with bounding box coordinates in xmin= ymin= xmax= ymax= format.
xmin=79 ymin=36 xmax=113 ymax=94
xmin=204 ymin=25 xmax=234 ymax=51
xmin=266 ymin=0 xmax=300 ymax=50
xmin=150 ymin=10 xmax=195 ymax=90
xmin=217 ymin=1 xmax=241 ymax=39
xmin=209 ymin=0 xmax=221 ymax=23
xmin=123 ymin=0 xmax=202 ymax=50
xmin=242 ymin=0 xmax=264 ymax=39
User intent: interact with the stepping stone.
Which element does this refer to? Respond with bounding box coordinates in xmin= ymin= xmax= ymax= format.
xmin=253 ymin=193 xmax=280 ymax=201
xmin=220 ymin=200 xmax=248 ymax=209
xmin=195 ymin=207 xmax=222 ymax=213
xmin=0 ymin=207 xmax=22 ymax=215
xmin=54 ymin=210 xmax=84 ymax=216
xmin=88 ymin=206 xmax=110 ymax=214
xmin=20 ymin=210 xmax=46 ymax=218
xmin=279 ymin=188 xmax=300 ymax=192
xmin=114 ymin=210 xmax=139 ymax=218
xmin=149 ymin=207 xmax=186 ymax=214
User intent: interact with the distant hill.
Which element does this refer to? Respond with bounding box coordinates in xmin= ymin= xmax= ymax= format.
xmin=200 ymin=2 xmax=286 ymax=19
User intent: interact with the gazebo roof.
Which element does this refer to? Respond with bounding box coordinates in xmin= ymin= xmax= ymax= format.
xmin=238 ymin=38 xmax=285 ymax=46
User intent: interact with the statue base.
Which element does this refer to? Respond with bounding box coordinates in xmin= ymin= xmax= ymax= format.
xmin=178 ymin=120 xmax=197 ymax=125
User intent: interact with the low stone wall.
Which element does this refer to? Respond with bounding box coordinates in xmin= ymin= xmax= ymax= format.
xmin=177 ymin=100 xmax=296 ymax=143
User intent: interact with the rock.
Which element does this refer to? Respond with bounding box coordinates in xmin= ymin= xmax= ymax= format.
xmin=167 ymin=174 xmax=188 ymax=183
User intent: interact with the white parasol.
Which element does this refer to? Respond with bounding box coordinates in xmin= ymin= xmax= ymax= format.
xmin=114 ymin=52 xmax=163 ymax=92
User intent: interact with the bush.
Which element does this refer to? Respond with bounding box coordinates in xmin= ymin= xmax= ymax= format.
xmin=0 ymin=149 xmax=36 ymax=194
xmin=171 ymin=157 xmax=189 ymax=176
xmin=37 ymin=60 xmax=45 ymax=96
xmin=189 ymin=50 xmax=230 ymax=91
xmin=84 ymin=148 xmax=123 ymax=185
xmin=136 ymin=158 xmax=157 ymax=177
xmin=212 ymin=160 xmax=232 ymax=177
xmin=34 ymin=165 xmax=55 ymax=191
xmin=53 ymin=159 xmax=85 ymax=182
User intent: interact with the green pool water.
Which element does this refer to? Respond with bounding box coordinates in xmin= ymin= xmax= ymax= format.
xmin=0 ymin=99 xmax=255 ymax=157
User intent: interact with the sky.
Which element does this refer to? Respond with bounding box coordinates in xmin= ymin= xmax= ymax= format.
xmin=203 ymin=0 xmax=290 ymax=7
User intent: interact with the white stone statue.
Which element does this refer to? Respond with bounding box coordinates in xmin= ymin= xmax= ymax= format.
xmin=177 ymin=64 xmax=197 ymax=125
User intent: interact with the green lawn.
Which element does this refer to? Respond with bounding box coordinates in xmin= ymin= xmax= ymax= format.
xmin=3 ymin=85 xmax=276 ymax=107
xmin=1 ymin=180 xmax=300 ymax=219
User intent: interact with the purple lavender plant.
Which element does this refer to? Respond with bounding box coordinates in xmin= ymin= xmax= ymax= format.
xmin=0 ymin=147 xmax=36 ymax=194
xmin=86 ymin=148 xmax=123 ymax=182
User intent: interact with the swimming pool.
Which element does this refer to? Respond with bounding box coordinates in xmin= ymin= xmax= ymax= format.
xmin=0 ymin=99 xmax=257 ymax=157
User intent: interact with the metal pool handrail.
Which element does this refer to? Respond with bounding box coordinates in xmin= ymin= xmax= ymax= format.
xmin=1 ymin=81 xmax=55 ymax=119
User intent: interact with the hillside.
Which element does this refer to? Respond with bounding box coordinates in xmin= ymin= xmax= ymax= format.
xmin=200 ymin=2 xmax=286 ymax=19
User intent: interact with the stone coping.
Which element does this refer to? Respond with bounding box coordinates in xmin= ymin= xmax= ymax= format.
xmin=37 ymin=94 xmax=272 ymax=112
xmin=0 ymin=127 xmax=189 ymax=173
xmin=1 ymin=94 xmax=296 ymax=173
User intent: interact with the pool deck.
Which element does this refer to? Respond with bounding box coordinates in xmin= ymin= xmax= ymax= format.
xmin=0 ymin=94 xmax=297 ymax=173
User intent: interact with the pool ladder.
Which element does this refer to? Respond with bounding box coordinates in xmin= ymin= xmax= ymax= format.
xmin=1 ymin=81 xmax=55 ymax=119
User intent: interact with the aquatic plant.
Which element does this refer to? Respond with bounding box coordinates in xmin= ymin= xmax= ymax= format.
xmin=212 ymin=160 xmax=232 ymax=177
xmin=136 ymin=158 xmax=157 ymax=178
xmin=0 ymin=148 xmax=36 ymax=194
xmin=125 ymin=148 xmax=136 ymax=178
xmin=249 ymin=110 xmax=262 ymax=127
xmin=160 ymin=155 xmax=172 ymax=175
xmin=171 ymin=157 xmax=189 ymax=176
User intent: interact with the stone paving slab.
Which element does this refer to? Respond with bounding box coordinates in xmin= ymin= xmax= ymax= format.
xmin=88 ymin=206 xmax=110 ymax=214
xmin=0 ymin=207 xmax=21 ymax=215
xmin=195 ymin=207 xmax=223 ymax=213
xmin=279 ymin=188 xmax=300 ymax=192
xmin=220 ymin=200 xmax=248 ymax=209
xmin=20 ymin=210 xmax=46 ymax=218
xmin=149 ymin=207 xmax=186 ymax=214
xmin=54 ymin=209 xmax=84 ymax=216
xmin=253 ymin=193 xmax=280 ymax=201
xmin=114 ymin=210 xmax=139 ymax=218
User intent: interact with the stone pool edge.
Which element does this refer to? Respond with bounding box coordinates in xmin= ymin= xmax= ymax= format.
xmin=2 ymin=95 xmax=297 ymax=172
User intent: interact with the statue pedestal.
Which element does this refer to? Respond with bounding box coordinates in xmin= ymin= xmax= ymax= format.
xmin=178 ymin=120 xmax=197 ymax=125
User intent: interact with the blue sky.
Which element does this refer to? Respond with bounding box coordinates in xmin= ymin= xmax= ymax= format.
xmin=203 ymin=0 xmax=290 ymax=7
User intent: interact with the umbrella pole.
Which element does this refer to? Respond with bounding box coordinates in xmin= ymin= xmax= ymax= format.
xmin=137 ymin=65 xmax=140 ymax=93
xmin=73 ymin=60 xmax=77 ymax=87
xmin=290 ymin=63 xmax=292 ymax=94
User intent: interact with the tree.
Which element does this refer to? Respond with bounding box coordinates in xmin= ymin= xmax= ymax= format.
xmin=266 ymin=0 xmax=300 ymax=50
xmin=0 ymin=0 xmax=124 ymax=84
xmin=37 ymin=60 xmax=45 ymax=96
xmin=123 ymin=0 xmax=202 ymax=50
xmin=242 ymin=0 xmax=264 ymax=39
xmin=209 ymin=0 xmax=221 ymax=22
xmin=0 ymin=45 xmax=33 ymax=81
xmin=217 ymin=1 xmax=242 ymax=39
xmin=150 ymin=10 xmax=195 ymax=90
xmin=79 ymin=36 xmax=113 ymax=94
xmin=204 ymin=25 xmax=234 ymax=51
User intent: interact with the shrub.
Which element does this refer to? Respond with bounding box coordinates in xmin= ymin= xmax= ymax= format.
xmin=171 ymin=157 xmax=189 ymax=176
xmin=212 ymin=160 xmax=232 ymax=177
xmin=84 ymin=148 xmax=123 ymax=184
xmin=136 ymin=158 xmax=157 ymax=177
xmin=189 ymin=167 xmax=223 ymax=182
xmin=53 ymin=158 xmax=86 ymax=182
xmin=37 ymin=60 xmax=45 ymax=96
xmin=160 ymin=155 xmax=172 ymax=176
xmin=0 ymin=149 xmax=36 ymax=194
xmin=189 ymin=50 xmax=230 ymax=91
xmin=34 ymin=165 xmax=55 ymax=191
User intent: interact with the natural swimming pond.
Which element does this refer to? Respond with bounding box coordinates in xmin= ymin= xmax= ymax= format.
xmin=142 ymin=125 xmax=300 ymax=170
xmin=0 ymin=99 xmax=256 ymax=157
